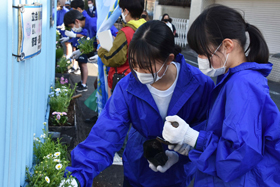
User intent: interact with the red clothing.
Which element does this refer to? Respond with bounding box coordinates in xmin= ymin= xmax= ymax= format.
xmin=108 ymin=26 xmax=134 ymax=88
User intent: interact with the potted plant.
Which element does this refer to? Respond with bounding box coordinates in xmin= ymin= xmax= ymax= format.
xmin=25 ymin=128 xmax=75 ymax=187
xmin=55 ymin=57 xmax=71 ymax=80
xmin=78 ymin=37 xmax=96 ymax=58
xmin=56 ymin=30 xmax=64 ymax=61
xmin=48 ymin=78 xmax=77 ymax=149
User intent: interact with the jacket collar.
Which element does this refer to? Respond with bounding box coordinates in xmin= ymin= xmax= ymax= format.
xmin=216 ymin=62 xmax=272 ymax=87
xmin=126 ymin=54 xmax=200 ymax=116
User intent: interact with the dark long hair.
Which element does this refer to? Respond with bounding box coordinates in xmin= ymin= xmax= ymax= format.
xmin=128 ymin=20 xmax=175 ymax=77
xmin=187 ymin=5 xmax=269 ymax=64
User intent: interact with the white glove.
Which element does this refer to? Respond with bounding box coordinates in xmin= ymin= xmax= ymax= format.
xmin=57 ymin=24 xmax=65 ymax=30
xmin=168 ymin=143 xmax=191 ymax=156
xmin=163 ymin=115 xmax=199 ymax=148
xmin=148 ymin=150 xmax=179 ymax=173
xmin=70 ymin=50 xmax=82 ymax=59
xmin=65 ymin=30 xmax=77 ymax=38
xmin=59 ymin=178 xmax=78 ymax=187
xmin=88 ymin=54 xmax=98 ymax=63
xmin=59 ymin=37 xmax=70 ymax=43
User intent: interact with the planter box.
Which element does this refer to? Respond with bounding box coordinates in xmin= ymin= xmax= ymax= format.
xmin=55 ymin=73 xmax=70 ymax=80
xmin=48 ymin=100 xmax=77 ymax=150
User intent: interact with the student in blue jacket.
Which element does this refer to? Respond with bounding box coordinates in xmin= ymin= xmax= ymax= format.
xmin=63 ymin=20 xmax=214 ymax=187
xmin=162 ymin=5 xmax=280 ymax=187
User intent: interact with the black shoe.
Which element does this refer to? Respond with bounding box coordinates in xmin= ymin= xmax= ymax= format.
xmin=84 ymin=116 xmax=98 ymax=124
xmin=76 ymin=81 xmax=82 ymax=86
xmin=76 ymin=84 xmax=88 ymax=92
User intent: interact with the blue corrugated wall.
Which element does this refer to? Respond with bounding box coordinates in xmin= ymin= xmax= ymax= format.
xmin=0 ymin=0 xmax=56 ymax=186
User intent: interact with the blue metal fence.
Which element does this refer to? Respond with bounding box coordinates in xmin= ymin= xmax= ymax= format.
xmin=0 ymin=0 xmax=56 ymax=186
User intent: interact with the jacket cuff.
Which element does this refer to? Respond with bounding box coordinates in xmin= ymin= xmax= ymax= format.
xmin=194 ymin=130 xmax=207 ymax=151
xmin=71 ymin=173 xmax=84 ymax=187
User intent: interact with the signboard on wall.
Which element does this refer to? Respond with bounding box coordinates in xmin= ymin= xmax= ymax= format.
xmin=16 ymin=3 xmax=42 ymax=61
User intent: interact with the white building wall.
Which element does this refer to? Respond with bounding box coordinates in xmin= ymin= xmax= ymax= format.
xmin=153 ymin=1 xmax=190 ymax=20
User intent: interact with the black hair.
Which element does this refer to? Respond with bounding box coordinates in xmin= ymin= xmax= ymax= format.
xmin=64 ymin=10 xmax=85 ymax=26
xmin=71 ymin=0 xmax=85 ymax=10
xmin=119 ymin=0 xmax=144 ymax=19
xmin=128 ymin=20 xmax=175 ymax=78
xmin=188 ymin=4 xmax=269 ymax=64
xmin=161 ymin=13 xmax=171 ymax=22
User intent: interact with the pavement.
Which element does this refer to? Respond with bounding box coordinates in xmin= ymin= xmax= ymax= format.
xmin=69 ymin=46 xmax=280 ymax=187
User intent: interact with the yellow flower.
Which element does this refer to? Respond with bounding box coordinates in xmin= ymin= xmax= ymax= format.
xmin=35 ymin=171 xmax=38 ymax=173
xmin=45 ymin=176 xmax=50 ymax=183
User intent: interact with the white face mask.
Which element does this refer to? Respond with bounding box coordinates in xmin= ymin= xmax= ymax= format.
xmin=72 ymin=22 xmax=82 ymax=32
xmin=121 ymin=10 xmax=128 ymax=24
xmin=135 ymin=63 xmax=169 ymax=85
xmin=198 ymin=44 xmax=229 ymax=77
xmin=88 ymin=4 xmax=93 ymax=8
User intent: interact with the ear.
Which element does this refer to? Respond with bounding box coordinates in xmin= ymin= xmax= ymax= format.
xmin=77 ymin=7 xmax=83 ymax=13
xmin=124 ymin=8 xmax=129 ymax=15
xmin=223 ymin=39 xmax=234 ymax=54
xmin=166 ymin=54 xmax=175 ymax=65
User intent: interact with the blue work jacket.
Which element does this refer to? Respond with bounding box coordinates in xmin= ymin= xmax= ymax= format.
xmin=189 ymin=62 xmax=280 ymax=186
xmin=66 ymin=54 xmax=214 ymax=187
xmin=57 ymin=7 xmax=69 ymax=37
xmin=83 ymin=11 xmax=97 ymax=39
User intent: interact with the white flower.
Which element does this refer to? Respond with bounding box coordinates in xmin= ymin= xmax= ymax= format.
xmin=43 ymin=122 xmax=47 ymax=125
xmin=54 ymin=159 xmax=60 ymax=162
xmin=46 ymin=155 xmax=50 ymax=159
xmin=54 ymin=152 xmax=61 ymax=157
xmin=34 ymin=137 xmax=39 ymax=141
xmin=55 ymin=164 xmax=63 ymax=170
xmin=55 ymin=88 xmax=61 ymax=92
xmin=62 ymin=89 xmax=68 ymax=92
xmin=87 ymin=37 xmax=90 ymax=40
xmin=49 ymin=92 xmax=54 ymax=96
xmin=61 ymin=86 xmax=67 ymax=89
xmin=33 ymin=133 xmax=36 ymax=137
xmin=40 ymin=134 xmax=46 ymax=138
xmin=45 ymin=176 xmax=50 ymax=183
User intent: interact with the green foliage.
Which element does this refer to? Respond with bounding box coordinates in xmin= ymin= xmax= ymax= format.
xmin=56 ymin=48 xmax=64 ymax=60
xmin=56 ymin=30 xmax=63 ymax=50
xmin=49 ymin=80 xmax=76 ymax=126
xmin=32 ymin=129 xmax=68 ymax=164
xmin=26 ymin=129 xmax=73 ymax=187
xmin=56 ymin=30 xmax=61 ymax=42
xmin=49 ymin=84 xmax=76 ymax=113
xmin=78 ymin=37 xmax=95 ymax=55
xmin=56 ymin=57 xmax=71 ymax=74
xmin=51 ymin=112 xmax=69 ymax=126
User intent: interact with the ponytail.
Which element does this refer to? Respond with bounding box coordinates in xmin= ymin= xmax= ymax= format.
xmin=245 ymin=23 xmax=269 ymax=64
